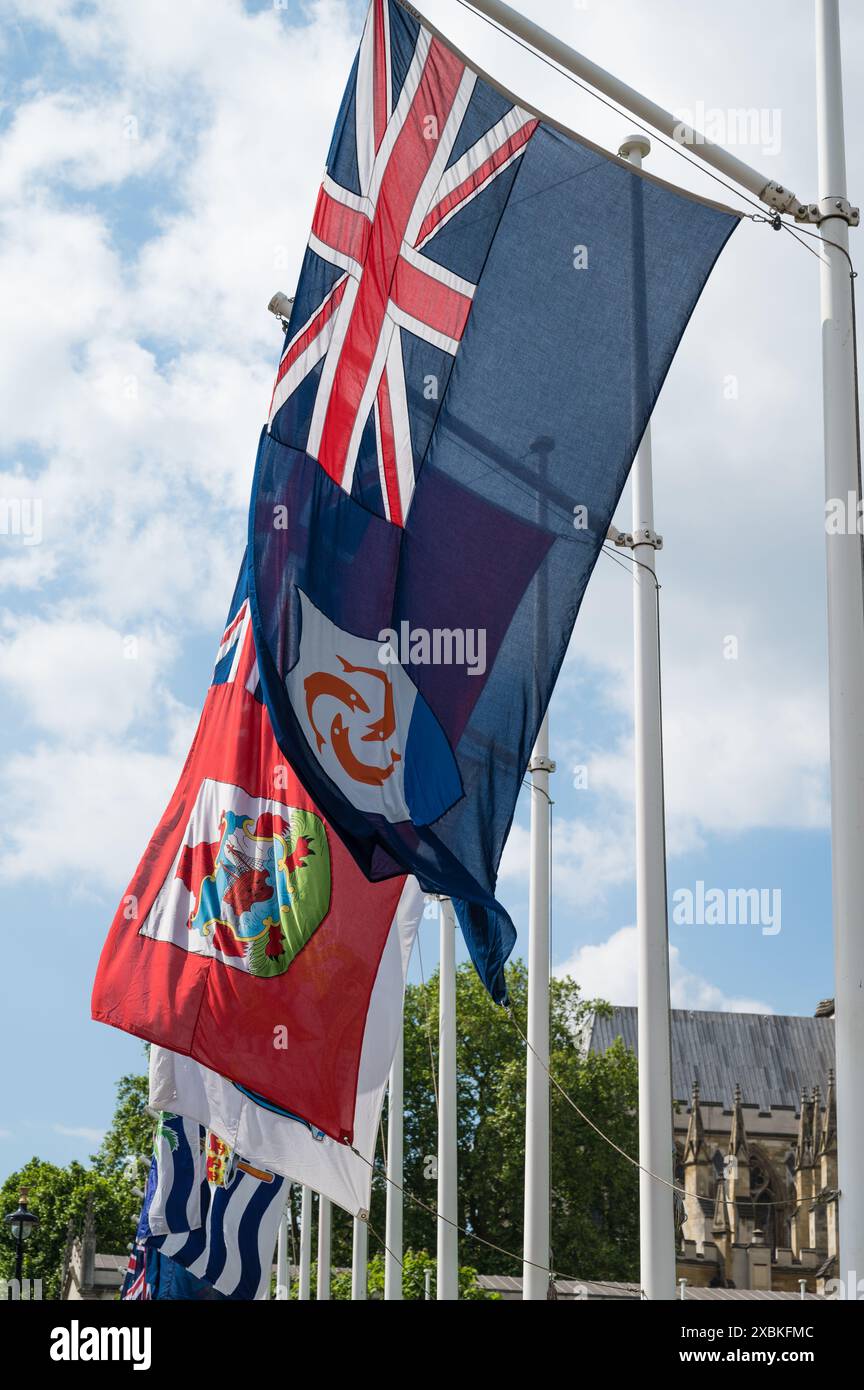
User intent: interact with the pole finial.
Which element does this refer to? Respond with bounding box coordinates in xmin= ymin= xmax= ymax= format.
xmin=619 ymin=133 xmax=651 ymax=161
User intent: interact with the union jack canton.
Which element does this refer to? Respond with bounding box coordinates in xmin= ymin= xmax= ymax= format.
xmin=268 ymin=0 xmax=537 ymax=524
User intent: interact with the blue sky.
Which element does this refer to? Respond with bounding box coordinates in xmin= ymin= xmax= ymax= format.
xmin=1 ymin=0 xmax=861 ymax=1179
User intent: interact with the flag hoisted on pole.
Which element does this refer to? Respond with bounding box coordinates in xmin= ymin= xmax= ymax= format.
xmin=146 ymin=863 xmax=417 ymax=1218
xmin=249 ymin=0 xmax=740 ymax=1006
xmin=93 ymin=551 xmax=424 ymax=1232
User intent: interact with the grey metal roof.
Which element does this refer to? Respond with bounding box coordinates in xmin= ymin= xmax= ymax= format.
xmin=477 ymin=1275 xmax=641 ymax=1300
xmin=476 ymin=1275 xmax=822 ymax=1301
xmin=588 ymin=1007 xmax=835 ymax=1112
xmin=679 ymin=1287 xmax=822 ymax=1301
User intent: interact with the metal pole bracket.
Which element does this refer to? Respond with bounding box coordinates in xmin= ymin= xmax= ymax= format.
xmin=760 ymin=180 xmax=808 ymax=218
xmin=528 ymin=753 xmax=556 ymax=774
xmin=795 ymin=196 xmax=860 ymax=226
xmin=614 ymin=527 xmax=663 ymax=551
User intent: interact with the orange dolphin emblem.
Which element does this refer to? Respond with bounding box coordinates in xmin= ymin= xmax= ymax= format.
xmin=304 ymin=655 xmax=402 ymax=787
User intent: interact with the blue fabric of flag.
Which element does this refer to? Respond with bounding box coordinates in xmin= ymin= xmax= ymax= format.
xmin=144 ymin=1248 xmax=228 ymax=1301
xmin=248 ymin=1 xmax=740 ymax=1002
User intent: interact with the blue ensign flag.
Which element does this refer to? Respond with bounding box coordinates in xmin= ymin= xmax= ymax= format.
xmin=248 ymin=0 xmax=740 ymax=1000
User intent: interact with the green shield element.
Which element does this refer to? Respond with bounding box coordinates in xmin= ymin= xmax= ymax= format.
xmin=245 ymin=807 xmax=331 ymax=978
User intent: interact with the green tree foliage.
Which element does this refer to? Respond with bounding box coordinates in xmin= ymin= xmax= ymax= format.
xmin=0 ymin=1065 xmax=154 ymax=1298
xmin=289 ymin=1249 xmax=496 ymax=1300
xmin=283 ymin=962 xmax=637 ymax=1285
xmin=0 ymin=1160 xmax=141 ymax=1299
xmin=91 ymin=1070 xmax=153 ymax=1182
xmin=390 ymin=959 xmax=639 ymax=1282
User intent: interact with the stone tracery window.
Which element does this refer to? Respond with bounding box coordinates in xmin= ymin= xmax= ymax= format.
xmin=747 ymin=1145 xmax=791 ymax=1252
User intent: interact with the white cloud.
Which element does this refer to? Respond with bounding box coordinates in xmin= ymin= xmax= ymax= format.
xmin=0 ymin=725 xmax=196 ymax=888
xmin=560 ymin=534 xmax=831 ymax=845
xmin=7 ymin=0 xmax=360 ymax=356
xmin=0 ymin=616 xmax=179 ymax=742
xmin=0 ymin=470 xmax=59 ymax=589
xmin=0 ymin=0 xmax=360 ymax=645
xmin=499 ymin=814 xmax=630 ymax=911
xmin=0 ymin=93 xmax=167 ymax=200
xmin=555 ymin=925 xmax=774 ymax=1014
xmin=83 ymin=522 xmax=241 ymax=631
xmin=53 ymin=1124 xmax=105 ymax=1143
xmin=0 ymin=205 xmax=126 ymax=453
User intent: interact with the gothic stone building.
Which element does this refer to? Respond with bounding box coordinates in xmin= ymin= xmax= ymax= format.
xmin=60 ymin=1197 xmax=127 ymax=1301
xmin=588 ymin=1004 xmax=837 ymax=1295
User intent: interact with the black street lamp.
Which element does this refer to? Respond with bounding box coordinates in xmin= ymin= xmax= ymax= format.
xmin=5 ymin=1189 xmax=38 ymax=1293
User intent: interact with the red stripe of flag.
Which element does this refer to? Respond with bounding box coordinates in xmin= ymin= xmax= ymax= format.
xmin=311 ymin=188 xmax=372 ymax=268
xmin=315 ymin=38 xmax=466 ymax=486
xmin=269 ymin=277 xmax=348 ymax=409
xmin=415 ymin=120 xmax=537 ymax=247
xmin=376 ymin=368 xmax=403 ymax=525
xmin=218 ymin=602 xmax=248 ymax=649
xmin=390 ymin=256 xmax=472 ymax=343
xmin=373 ymin=0 xmax=389 ymax=153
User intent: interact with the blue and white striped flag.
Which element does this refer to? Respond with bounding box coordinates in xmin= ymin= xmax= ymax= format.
xmin=146 ymin=1112 xmax=204 ymax=1236
xmin=138 ymin=1113 xmax=286 ymax=1301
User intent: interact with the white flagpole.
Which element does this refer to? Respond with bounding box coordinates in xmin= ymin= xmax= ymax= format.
xmin=522 ymin=714 xmax=553 ymax=1299
xmin=275 ymin=1202 xmax=290 ymax=1300
xmin=437 ymin=897 xmax=459 ymax=1299
xmin=351 ymin=1216 xmax=368 ymax=1299
xmin=317 ymin=1196 xmax=332 ymax=1301
xmin=620 ymin=134 xmax=676 ymax=1302
xmin=298 ymin=1184 xmax=313 ymax=1300
xmin=815 ymin=0 xmax=864 ymax=1295
xmin=457 ymin=0 xmax=807 ymax=217
xmin=385 ymin=1021 xmax=404 ymax=1299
